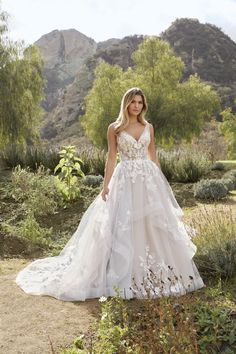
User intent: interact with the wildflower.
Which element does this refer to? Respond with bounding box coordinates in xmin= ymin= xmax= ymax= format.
xmin=99 ymin=296 xmax=107 ymax=302
xmin=101 ymin=312 xmax=108 ymax=320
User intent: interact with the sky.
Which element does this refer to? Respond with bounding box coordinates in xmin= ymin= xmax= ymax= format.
xmin=2 ymin=0 xmax=236 ymax=45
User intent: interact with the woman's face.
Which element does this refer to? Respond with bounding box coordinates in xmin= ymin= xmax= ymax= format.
xmin=127 ymin=95 xmax=144 ymax=117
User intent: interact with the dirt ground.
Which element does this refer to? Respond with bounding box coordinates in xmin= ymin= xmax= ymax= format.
xmin=0 ymin=258 xmax=99 ymax=354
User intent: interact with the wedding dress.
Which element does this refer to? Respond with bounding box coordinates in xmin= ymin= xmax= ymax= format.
xmin=15 ymin=123 xmax=204 ymax=301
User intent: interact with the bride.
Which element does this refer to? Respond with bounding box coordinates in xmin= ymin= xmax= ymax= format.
xmin=15 ymin=87 xmax=204 ymax=301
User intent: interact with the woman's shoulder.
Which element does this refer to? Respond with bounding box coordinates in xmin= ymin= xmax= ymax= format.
xmin=108 ymin=122 xmax=117 ymax=133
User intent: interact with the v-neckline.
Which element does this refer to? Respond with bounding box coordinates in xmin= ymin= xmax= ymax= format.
xmin=122 ymin=124 xmax=147 ymax=143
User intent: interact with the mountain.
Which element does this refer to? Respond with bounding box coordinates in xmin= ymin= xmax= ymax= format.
xmin=40 ymin=35 xmax=145 ymax=141
xmin=35 ymin=29 xmax=97 ymax=111
xmin=35 ymin=19 xmax=236 ymax=145
xmin=160 ymin=18 xmax=236 ymax=84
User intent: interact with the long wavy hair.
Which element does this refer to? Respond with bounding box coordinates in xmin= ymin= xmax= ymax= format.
xmin=114 ymin=87 xmax=148 ymax=134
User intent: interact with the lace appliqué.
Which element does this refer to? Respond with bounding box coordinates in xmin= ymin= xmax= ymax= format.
xmin=117 ymin=124 xmax=156 ymax=183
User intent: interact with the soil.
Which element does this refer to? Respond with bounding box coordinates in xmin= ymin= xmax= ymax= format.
xmin=0 ymin=258 xmax=99 ymax=354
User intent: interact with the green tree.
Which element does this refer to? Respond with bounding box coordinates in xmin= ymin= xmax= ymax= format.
xmin=132 ymin=37 xmax=220 ymax=145
xmin=81 ymin=36 xmax=220 ymax=149
xmin=81 ymin=62 xmax=137 ymax=148
xmin=0 ymin=5 xmax=45 ymax=148
xmin=219 ymin=107 xmax=236 ymax=159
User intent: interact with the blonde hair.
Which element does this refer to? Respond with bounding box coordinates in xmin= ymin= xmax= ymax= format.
xmin=114 ymin=87 xmax=148 ymax=134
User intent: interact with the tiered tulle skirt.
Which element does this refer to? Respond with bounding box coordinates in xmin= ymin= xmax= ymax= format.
xmin=15 ymin=159 xmax=204 ymax=301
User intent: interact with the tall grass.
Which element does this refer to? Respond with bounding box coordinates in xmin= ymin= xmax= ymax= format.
xmin=158 ymin=148 xmax=210 ymax=182
xmin=0 ymin=144 xmax=60 ymax=171
xmin=190 ymin=205 xmax=236 ymax=280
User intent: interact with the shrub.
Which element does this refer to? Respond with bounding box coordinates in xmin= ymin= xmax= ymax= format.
xmin=83 ymin=174 xmax=104 ymax=187
xmin=221 ymin=178 xmax=235 ymax=191
xmin=193 ymin=300 xmax=236 ymax=353
xmin=222 ymin=169 xmax=236 ymax=189
xmin=211 ymin=161 xmax=225 ymax=170
xmin=9 ymin=165 xmax=63 ymax=216
xmin=193 ymin=179 xmax=228 ymax=200
xmin=158 ymin=148 xmax=210 ymax=182
xmin=190 ymin=205 xmax=236 ymax=280
xmin=2 ymin=213 xmax=53 ymax=249
xmin=17 ymin=213 xmax=53 ymax=248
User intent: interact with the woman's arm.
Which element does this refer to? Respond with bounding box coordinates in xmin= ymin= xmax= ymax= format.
xmin=148 ymin=123 xmax=161 ymax=168
xmin=101 ymin=123 xmax=118 ymax=201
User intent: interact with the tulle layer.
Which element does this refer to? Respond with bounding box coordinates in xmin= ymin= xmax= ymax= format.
xmin=15 ymin=159 xmax=204 ymax=301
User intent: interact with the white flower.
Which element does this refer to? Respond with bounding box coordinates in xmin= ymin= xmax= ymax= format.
xmin=101 ymin=312 xmax=108 ymax=320
xmin=99 ymin=296 xmax=107 ymax=302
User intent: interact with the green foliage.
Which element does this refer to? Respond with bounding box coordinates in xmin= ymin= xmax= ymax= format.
xmin=192 ymin=205 xmax=236 ymax=280
xmin=17 ymin=213 xmax=52 ymax=248
xmin=2 ymin=165 xmax=63 ymax=248
xmin=54 ymin=145 xmax=85 ymax=204
xmin=92 ymin=292 xmax=133 ymax=354
xmin=60 ymin=335 xmax=87 ymax=354
xmin=79 ymin=148 xmax=107 ymax=176
xmin=193 ymin=300 xmax=236 ymax=353
xmin=158 ymin=148 xmax=210 ymax=182
xmin=81 ymin=62 xmax=128 ymax=149
xmin=0 ymin=11 xmax=45 ymax=148
xmin=9 ymin=165 xmax=62 ymax=216
xmin=63 ymin=284 xmax=236 ymax=353
xmin=219 ymin=107 xmax=236 ymax=159
xmin=82 ymin=37 xmax=220 ymax=149
xmin=193 ymin=178 xmax=228 ymax=200
xmin=0 ymin=143 xmax=60 ymax=171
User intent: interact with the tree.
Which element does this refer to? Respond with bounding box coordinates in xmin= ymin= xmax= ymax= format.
xmin=219 ymin=107 xmax=236 ymax=159
xmin=81 ymin=62 xmax=139 ymax=148
xmin=0 ymin=5 xmax=45 ymax=148
xmin=82 ymin=36 xmax=220 ymax=149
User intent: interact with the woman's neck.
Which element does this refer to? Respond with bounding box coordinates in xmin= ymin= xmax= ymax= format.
xmin=128 ymin=115 xmax=139 ymax=124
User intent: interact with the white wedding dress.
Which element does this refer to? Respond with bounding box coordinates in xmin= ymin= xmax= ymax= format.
xmin=15 ymin=123 xmax=204 ymax=301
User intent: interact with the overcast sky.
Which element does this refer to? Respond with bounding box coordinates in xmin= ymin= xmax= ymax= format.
xmin=2 ymin=0 xmax=236 ymax=45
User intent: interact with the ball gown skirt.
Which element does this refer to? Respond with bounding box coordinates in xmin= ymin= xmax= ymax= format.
xmin=15 ymin=123 xmax=204 ymax=301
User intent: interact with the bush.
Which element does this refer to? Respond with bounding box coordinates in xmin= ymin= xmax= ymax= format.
xmin=193 ymin=299 xmax=236 ymax=353
xmin=1 ymin=213 xmax=53 ymax=249
xmin=221 ymin=178 xmax=235 ymax=191
xmin=190 ymin=205 xmax=236 ymax=280
xmin=211 ymin=161 xmax=225 ymax=170
xmin=83 ymin=174 xmax=104 ymax=187
xmin=193 ymin=179 xmax=228 ymax=200
xmin=222 ymin=169 xmax=236 ymax=189
xmin=17 ymin=214 xmax=52 ymax=248
xmin=2 ymin=165 xmax=63 ymax=250
xmin=158 ymin=148 xmax=210 ymax=182
xmin=9 ymin=165 xmax=63 ymax=216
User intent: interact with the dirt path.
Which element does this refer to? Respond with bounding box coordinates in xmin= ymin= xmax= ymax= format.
xmin=0 ymin=259 xmax=99 ymax=354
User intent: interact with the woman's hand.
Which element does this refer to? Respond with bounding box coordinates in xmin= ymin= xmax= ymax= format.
xmin=101 ymin=186 xmax=109 ymax=201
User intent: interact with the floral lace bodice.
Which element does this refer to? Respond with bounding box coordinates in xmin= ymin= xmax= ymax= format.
xmin=116 ymin=123 xmax=156 ymax=183
xmin=117 ymin=123 xmax=150 ymax=161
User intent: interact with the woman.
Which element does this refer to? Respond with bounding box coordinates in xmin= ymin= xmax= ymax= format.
xmin=15 ymin=87 xmax=204 ymax=301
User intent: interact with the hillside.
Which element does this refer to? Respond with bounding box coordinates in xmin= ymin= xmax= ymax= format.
xmin=35 ymin=18 xmax=236 ymax=145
